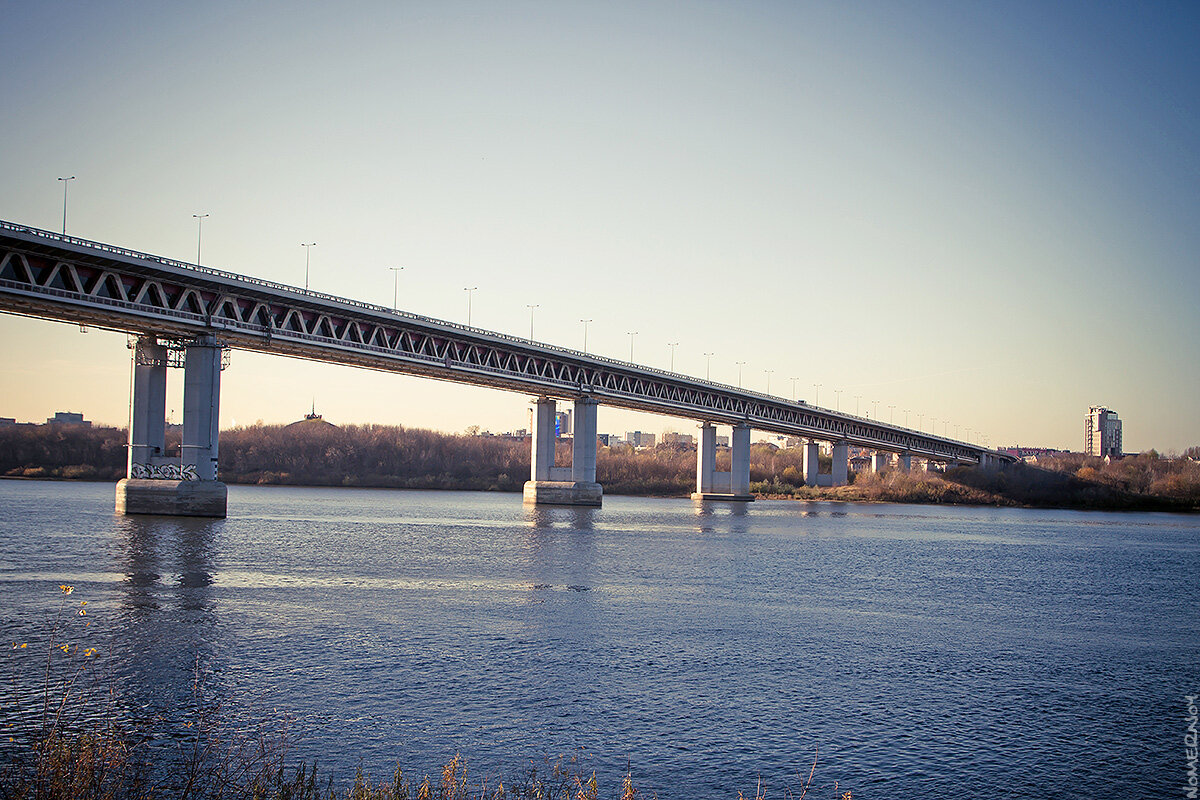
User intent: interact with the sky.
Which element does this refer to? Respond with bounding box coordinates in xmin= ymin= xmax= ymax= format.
xmin=1 ymin=1 xmax=1197 ymax=452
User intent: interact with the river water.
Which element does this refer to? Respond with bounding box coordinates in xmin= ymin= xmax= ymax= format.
xmin=0 ymin=479 xmax=1196 ymax=798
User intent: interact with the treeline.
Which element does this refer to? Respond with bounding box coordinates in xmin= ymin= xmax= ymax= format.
xmin=220 ymin=421 xmax=530 ymax=491
xmin=3 ymin=421 xmax=1197 ymax=510
xmin=0 ymin=423 xmax=127 ymax=480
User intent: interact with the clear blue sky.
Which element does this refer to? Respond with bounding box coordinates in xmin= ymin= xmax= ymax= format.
xmin=2 ymin=1 xmax=1197 ymax=452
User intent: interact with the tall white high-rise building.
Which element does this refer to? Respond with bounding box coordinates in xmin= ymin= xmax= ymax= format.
xmin=1084 ymin=406 xmax=1123 ymax=457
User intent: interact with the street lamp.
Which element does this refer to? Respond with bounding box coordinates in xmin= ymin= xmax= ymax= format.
xmin=889 ymin=404 xmax=896 ymax=424
xmin=790 ymin=377 xmax=799 ymax=401
xmin=872 ymin=399 xmax=880 ymax=419
xmin=764 ymin=369 xmax=774 ymax=395
xmin=464 ymin=287 xmax=478 ymax=326
xmin=703 ymin=352 xmax=715 ymax=380
xmin=626 ymin=331 xmax=638 ymax=362
xmin=855 ymin=395 xmax=863 ymax=416
xmin=834 ymin=389 xmax=842 ymax=411
xmin=813 ymin=383 xmax=822 ymax=406
xmin=192 ymin=214 xmax=209 ymax=267
xmin=388 ymin=267 xmax=404 ymax=311
xmin=735 ymin=361 xmax=747 ymax=387
xmin=301 ymin=243 xmax=316 ymax=290
xmin=527 ymin=304 xmax=539 ymax=341
xmin=667 ymin=342 xmax=679 ymax=372
xmin=904 ymin=409 xmax=910 ymax=427
xmin=580 ymin=319 xmax=593 ymax=353
xmin=57 ymin=176 xmax=76 ymax=235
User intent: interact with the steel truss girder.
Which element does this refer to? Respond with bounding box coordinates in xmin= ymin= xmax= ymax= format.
xmin=0 ymin=222 xmax=1009 ymax=465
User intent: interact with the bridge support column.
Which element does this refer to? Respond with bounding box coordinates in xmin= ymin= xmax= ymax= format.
xmin=731 ymin=423 xmax=752 ymax=497
xmin=803 ymin=440 xmax=820 ymax=486
xmin=692 ymin=422 xmax=753 ymax=501
xmin=978 ymin=453 xmax=993 ymax=469
xmin=871 ymin=452 xmax=890 ymax=473
xmin=182 ymin=337 xmax=223 ymax=482
xmin=831 ymin=441 xmax=849 ymax=487
xmin=898 ymin=453 xmax=912 ymax=472
xmin=524 ymin=396 xmax=602 ymax=506
xmin=694 ymin=423 xmax=716 ymax=494
xmin=126 ymin=335 xmax=167 ymax=473
xmin=116 ymin=335 xmax=227 ymax=518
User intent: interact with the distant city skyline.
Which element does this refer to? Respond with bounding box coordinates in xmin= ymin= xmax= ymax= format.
xmin=2 ymin=2 xmax=1197 ymax=452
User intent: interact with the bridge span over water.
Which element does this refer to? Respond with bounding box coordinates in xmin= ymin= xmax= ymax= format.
xmin=0 ymin=220 xmax=1011 ymax=516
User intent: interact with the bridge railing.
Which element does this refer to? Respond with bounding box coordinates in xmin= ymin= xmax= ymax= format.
xmin=2 ymin=220 xmax=988 ymax=456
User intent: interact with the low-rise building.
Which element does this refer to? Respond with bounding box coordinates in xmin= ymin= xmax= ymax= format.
xmin=46 ymin=411 xmax=90 ymax=426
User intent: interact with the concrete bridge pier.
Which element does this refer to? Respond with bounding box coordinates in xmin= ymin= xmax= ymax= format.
xmin=831 ymin=441 xmax=849 ymax=486
xmin=116 ymin=334 xmax=227 ymax=517
xmin=870 ymin=452 xmax=890 ymax=473
xmin=803 ymin=440 xmax=821 ymax=486
xmin=523 ymin=396 xmax=602 ymax=506
xmin=898 ymin=453 xmax=912 ymax=471
xmin=692 ymin=422 xmax=753 ymax=501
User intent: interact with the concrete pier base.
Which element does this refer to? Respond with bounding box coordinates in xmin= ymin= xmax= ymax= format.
xmin=115 ymin=479 xmax=227 ymax=518
xmin=523 ymin=480 xmax=603 ymax=507
xmin=690 ymin=491 xmax=754 ymax=502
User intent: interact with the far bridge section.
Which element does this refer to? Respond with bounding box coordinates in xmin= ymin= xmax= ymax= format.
xmin=0 ymin=221 xmax=1012 ymax=515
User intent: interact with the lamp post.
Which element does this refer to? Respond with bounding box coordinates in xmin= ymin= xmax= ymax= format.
xmin=57 ymin=176 xmax=76 ymax=235
xmin=580 ymin=319 xmax=593 ymax=353
xmin=667 ymin=342 xmax=679 ymax=372
xmin=301 ymin=243 xmax=316 ymax=290
xmin=889 ymin=405 xmax=896 ymax=424
xmin=872 ymin=399 xmax=880 ymax=420
xmin=735 ymin=361 xmax=747 ymax=387
xmin=930 ymin=416 xmax=937 ymax=434
xmin=855 ymin=395 xmax=863 ymax=416
xmin=527 ymin=304 xmax=539 ymax=341
xmin=388 ymin=267 xmax=404 ymax=311
xmin=813 ymin=383 xmax=822 ymax=406
xmin=790 ymin=377 xmax=799 ymax=401
xmin=904 ymin=409 xmax=910 ymax=427
xmin=192 ymin=214 xmax=209 ymax=267
xmin=703 ymin=353 xmax=715 ymax=380
xmin=464 ymin=287 xmax=478 ymax=326
xmin=626 ymin=331 xmax=638 ymax=362
xmin=834 ymin=389 xmax=843 ymax=411
xmin=764 ymin=369 xmax=774 ymax=395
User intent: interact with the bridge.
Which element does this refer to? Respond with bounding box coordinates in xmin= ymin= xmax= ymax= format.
xmin=0 ymin=220 xmax=1012 ymax=516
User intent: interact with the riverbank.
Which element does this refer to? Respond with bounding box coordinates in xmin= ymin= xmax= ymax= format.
xmin=3 ymin=421 xmax=1197 ymax=512
xmin=755 ymin=463 xmax=1200 ymax=512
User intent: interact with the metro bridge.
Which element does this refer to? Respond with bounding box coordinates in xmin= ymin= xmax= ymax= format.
xmin=0 ymin=220 xmax=1012 ymax=516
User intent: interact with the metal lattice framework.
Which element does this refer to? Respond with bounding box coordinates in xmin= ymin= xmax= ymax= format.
xmin=0 ymin=221 xmax=1009 ymax=464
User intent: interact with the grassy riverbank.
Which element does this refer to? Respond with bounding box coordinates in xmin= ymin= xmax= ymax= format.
xmin=756 ymin=453 xmax=1200 ymax=512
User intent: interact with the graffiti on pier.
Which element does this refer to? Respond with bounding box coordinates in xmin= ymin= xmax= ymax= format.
xmin=130 ymin=463 xmax=198 ymax=481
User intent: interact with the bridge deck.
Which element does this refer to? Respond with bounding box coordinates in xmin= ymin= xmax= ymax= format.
xmin=0 ymin=220 xmax=1009 ymax=464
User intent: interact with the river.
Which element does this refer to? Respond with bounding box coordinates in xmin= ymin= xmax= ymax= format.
xmin=0 ymin=479 xmax=1196 ymax=798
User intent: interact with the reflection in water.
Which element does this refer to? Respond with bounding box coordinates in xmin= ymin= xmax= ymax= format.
xmin=520 ymin=504 xmax=599 ymax=609
xmin=691 ymin=499 xmax=751 ymax=534
xmin=110 ymin=514 xmax=223 ymax=727
xmin=524 ymin=504 xmax=597 ymax=532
